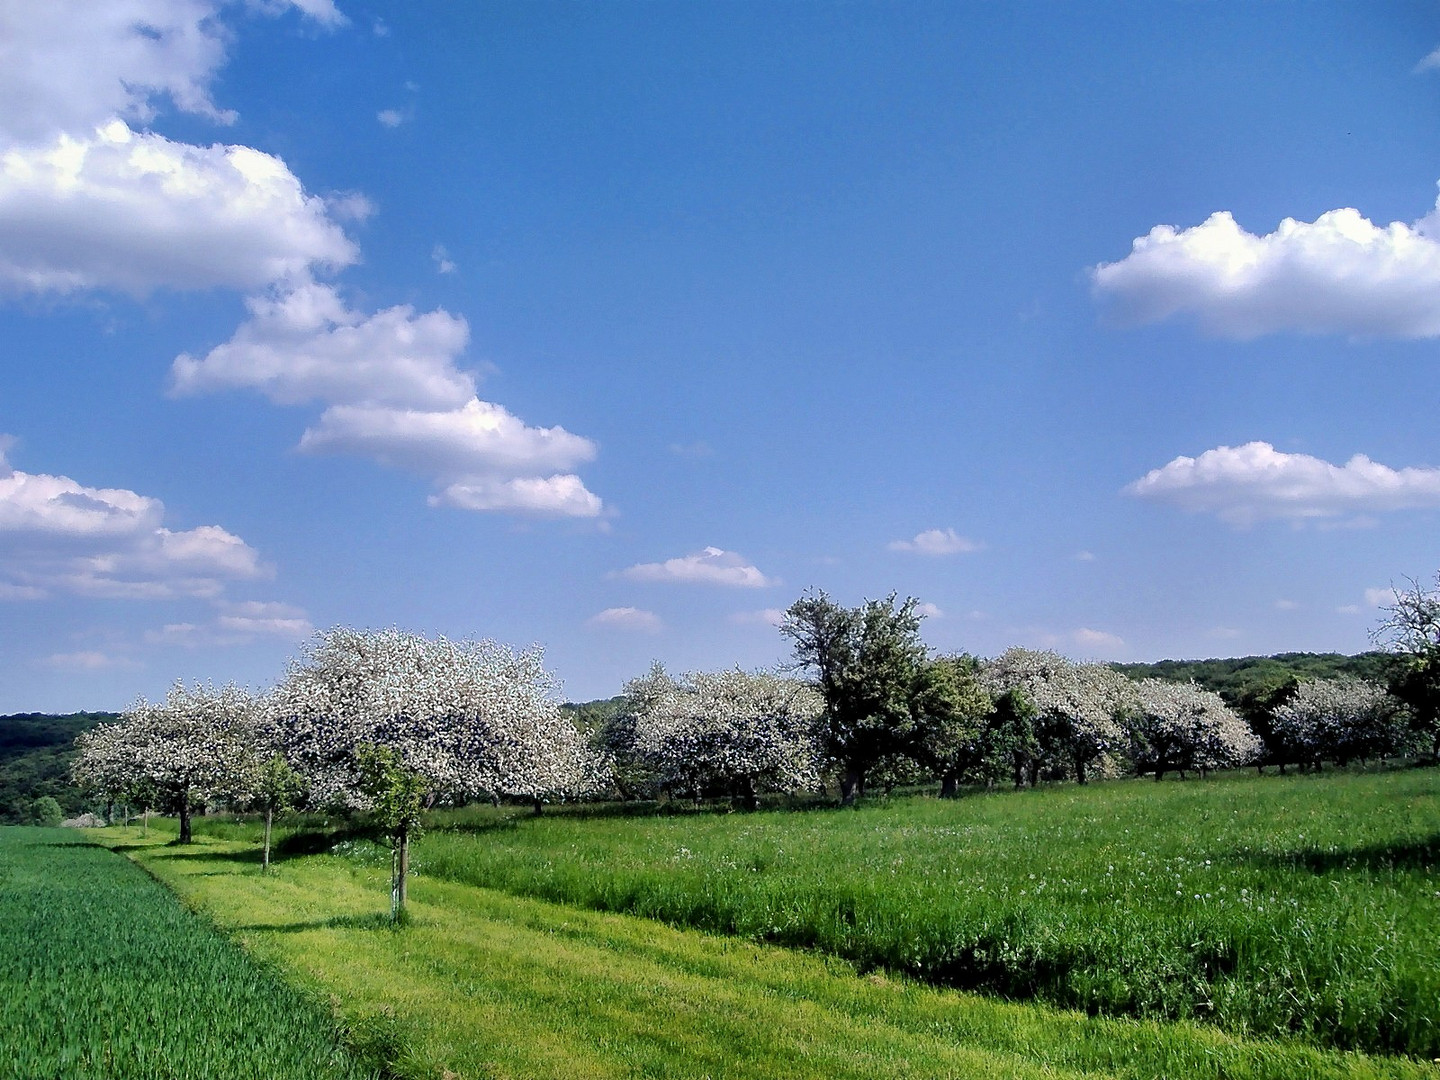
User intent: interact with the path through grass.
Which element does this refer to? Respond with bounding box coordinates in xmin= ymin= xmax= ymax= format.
xmin=110 ymin=826 xmax=1437 ymax=1080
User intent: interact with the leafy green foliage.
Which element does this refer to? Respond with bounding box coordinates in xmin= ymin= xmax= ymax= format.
xmin=412 ymin=767 xmax=1440 ymax=1058
xmin=28 ymin=796 xmax=62 ymax=826
xmin=0 ymin=828 xmax=366 ymax=1079
xmin=0 ymin=712 xmax=115 ymax=823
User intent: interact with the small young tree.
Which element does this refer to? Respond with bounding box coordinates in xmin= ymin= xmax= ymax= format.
xmin=626 ymin=664 xmax=824 ymax=808
xmin=271 ymin=627 xmax=598 ymax=918
xmin=29 ymin=796 xmax=62 ymax=827
xmin=780 ymin=591 xmax=928 ymax=804
xmin=251 ymin=753 xmax=306 ymax=872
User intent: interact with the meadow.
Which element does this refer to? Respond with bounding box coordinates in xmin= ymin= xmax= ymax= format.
xmin=398 ymin=767 xmax=1440 ymax=1058
xmin=0 ymin=828 xmax=367 ymax=1080
xmin=108 ymin=824 xmax=1437 ymax=1080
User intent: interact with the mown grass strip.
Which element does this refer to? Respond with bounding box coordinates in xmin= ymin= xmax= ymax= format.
xmin=0 ymin=827 xmax=367 ymax=1080
xmin=399 ymin=767 xmax=1440 ymax=1058
xmin=112 ymin=826 xmax=1437 ymax=1080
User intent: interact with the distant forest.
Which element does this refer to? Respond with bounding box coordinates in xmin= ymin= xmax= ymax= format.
xmin=0 ymin=712 xmax=117 ymax=823
xmin=0 ymin=650 xmax=1406 ymax=823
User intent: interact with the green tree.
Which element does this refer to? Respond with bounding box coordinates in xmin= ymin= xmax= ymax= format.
xmin=981 ymin=689 xmax=1039 ymax=789
xmin=250 ymin=754 xmax=307 ymax=873
xmin=910 ymin=655 xmax=994 ymax=797
xmin=355 ymin=744 xmax=430 ymax=922
xmin=29 ymin=795 xmax=62 ymax=827
xmin=780 ymin=591 xmax=928 ymax=804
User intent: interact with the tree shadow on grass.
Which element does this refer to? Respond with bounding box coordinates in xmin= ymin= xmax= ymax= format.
xmin=234 ymin=911 xmax=403 ymax=934
xmin=1226 ymin=833 xmax=1440 ymax=874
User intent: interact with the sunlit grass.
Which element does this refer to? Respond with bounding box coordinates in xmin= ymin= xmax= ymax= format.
xmin=107 ymin=826 xmax=1437 ymax=1080
xmin=397 ymin=767 xmax=1440 ymax=1057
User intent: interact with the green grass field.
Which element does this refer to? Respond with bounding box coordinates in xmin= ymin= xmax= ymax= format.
xmin=104 ymin=825 xmax=1438 ymax=1080
xmin=0 ymin=828 xmax=367 ymax=1080
xmin=397 ymin=767 xmax=1440 ymax=1057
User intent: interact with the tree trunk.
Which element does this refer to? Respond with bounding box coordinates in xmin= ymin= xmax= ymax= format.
xmin=391 ymin=823 xmax=410 ymax=920
xmin=940 ymin=774 xmax=958 ymax=799
xmin=262 ymin=807 xmax=273 ymax=872
xmin=178 ymin=794 xmax=193 ymax=844
xmin=740 ymin=776 xmax=759 ymax=811
xmin=839 ymin=767 xmax=861 ymax=806
xmin=1026 ymin=761 xmax=1040 ymax=788
xmin=142 ymin=807 xmax=149 ymax=836
xmin=1154 ymin=766 xmax=1165 ymax=781
xmin=532 ymin=797 xmax=544 ymax=816
xmin=1075 ymin=758 xmax=1088 ymax=785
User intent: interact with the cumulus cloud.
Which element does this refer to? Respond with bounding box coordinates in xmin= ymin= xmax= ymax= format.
xmin=173 ymin=282 xmax=606 ymax=517
xmin=1091 ymin=192 xmax=1440 ymax=339
xmin=430 ymin=475 xmax=604 ymax=518
xmin=0 ymin=121 xmax=356 ymax=295
xmin=915 ymin=602 xmax=944 ymax=619
xmin=587 ymin=607 xmax=663 ymax=632
xmin=618 ymin=547 xmax=778 ymax=588
xmin=0 ymin=0 xmax=346 ymax=145
xmin=1126 ymin=442 xmax=1440 ymax=526
xmin=377 ymin=108 xmax=405 ymax=128
xmin=1416 ymin=47 xmax=1440 ymax=73
xmin=172 ymin=283 xmax=474 ymax=409
xmin=888 ymin=528 xmax=982 ymax=556
xmin=0 ymin=441 xmax=269 ymax=600
xmin=300 ymin=398 xmax=595 ymax=475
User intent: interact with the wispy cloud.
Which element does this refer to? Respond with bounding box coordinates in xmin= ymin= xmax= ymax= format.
xmin=888 ymin=528 xmax=982 ymax=556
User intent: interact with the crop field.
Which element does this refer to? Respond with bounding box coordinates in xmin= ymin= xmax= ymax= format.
xmin=107 ymin=825 xmax=1436 ymax=1080
xmin=400 ymin=767 xmax=1440 ymax=1058
xmin=0 ymin=828 xmax=366 ymax=1080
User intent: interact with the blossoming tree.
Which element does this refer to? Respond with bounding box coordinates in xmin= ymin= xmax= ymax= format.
xmin=1270 ymin=677 xmax=1399 ymax=768
xmin=72 ymin=682 xmax=257 ymax=842
xmin=1129 ymin=679 xmax=1260 ymax=780
xmin=269 ymin=627 xmax=597 ymax=916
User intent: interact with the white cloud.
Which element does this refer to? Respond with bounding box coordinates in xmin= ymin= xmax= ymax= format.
xmin=1073 ymin=627 xmax=1125 ymax=654
xmin=172 ymin=282 xmax=474 ymax=409
xmin=1091 ymin=192 xmax=1440 ymax=339
xmin=377 ymin=108 xmax=405 ymax=128
xmin=587 ymin=607 xmax=663 ymax=632
xmin=1074 ymin=550 xmax=1097 ymax=562
xmin=1208 ymin=627 xmax=1243 ymax=639
xmin=249 ymin=1 xmax=347 ymax=29
xmin=430 ymin=474 xmax=604 ymax=518
xmin=0 ymin=122 xmax=357 ymax=295
xmin=669 ymin=441 xmax=714 ymax=458
xmin=618 ymin=547 xmax=778 ymax=588
xmin=431 ymin=244 xmax=456 ymax=274
xmin=888 ymin=528 xmax=982 ymax=556
xmin=915 ymin=602 xmax=944 ymax=619
xmin=1364 ymin=586 xmax=1396 ymax=609
xmin=0 ymin=442 xmax=269 ymax=600
xmin=147 ymin=599 xmax=313 ymax=646
xmin=1336 ymin=605 xmax=1362 ymax=616
xmin=1275 ymin=599 xmax=1300 ymax=611
xmin=1416 ymin=47 xmax=1440 ymax=73
xmin=300 ymin=398 xmax=596 ymax=476
xmin=729 ymin=608 xmax=785 ymax=627
xmin=1126 ymin=441 xmax=1440 ymax=526
xmin=35 ymin=649 xmax=135 ymax=671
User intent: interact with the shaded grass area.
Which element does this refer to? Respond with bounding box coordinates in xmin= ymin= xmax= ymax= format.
xmin=0 ymin=827 xmax=368 ymax=1080
xmin=397 ymin=768 xmax=1440 ymax=1058
xmin=109 ymin=827 xmax=1437 ymax=1080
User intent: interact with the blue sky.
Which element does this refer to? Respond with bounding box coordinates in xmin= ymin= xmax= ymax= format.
xmin=3 ymin=1 xmax=1439 ymax=711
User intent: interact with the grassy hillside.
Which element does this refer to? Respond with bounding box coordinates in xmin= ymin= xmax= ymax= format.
xmin=102 ymin=824 xmax=1434 ymax=1080
xmin=0 ymin=712 xmax=114 ymax=823
xmin=0 ymin=828 xmax=366 ymax=1079
xmin=400 ymin=767 xmax=1440 ymax=1057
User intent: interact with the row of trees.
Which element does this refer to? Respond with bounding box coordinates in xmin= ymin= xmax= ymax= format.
xmin=588 ymin=591 xmax=1429 ymax=807
xmin=74 ymin=629 xmax=598 ymax=915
